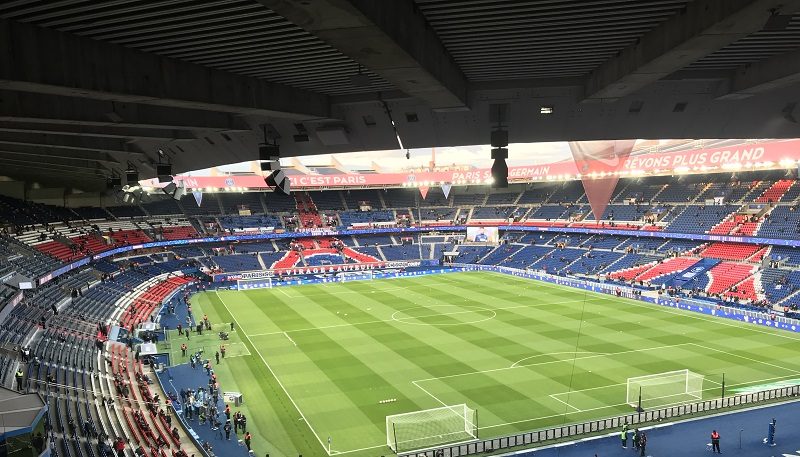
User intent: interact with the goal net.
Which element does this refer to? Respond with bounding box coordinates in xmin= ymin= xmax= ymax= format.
xmin=387 ymin=404 xmax=477 ymax=453
xmin=236 ymin=276 xmax=272 ymax=290
xmin=337 ymin=270 xmax=374 ymax=283
xmin=626 ymin=369 xmax=704 ymax=409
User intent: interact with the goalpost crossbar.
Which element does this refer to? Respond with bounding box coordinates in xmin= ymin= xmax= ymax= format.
xmin=386 ymin=404 xmax=478 ymax=453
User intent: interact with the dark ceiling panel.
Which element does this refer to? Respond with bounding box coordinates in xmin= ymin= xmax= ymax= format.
xmin=687 ymin=14 xmax=800 ymax=70
xmin=414 ymin=0 xmax=691 ymax=80
xmin=0 ymin=0 xmax=395 ymax=96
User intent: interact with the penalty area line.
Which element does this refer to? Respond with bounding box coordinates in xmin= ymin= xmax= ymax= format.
xmin=548 ymin=394 xmax=583 ymax=413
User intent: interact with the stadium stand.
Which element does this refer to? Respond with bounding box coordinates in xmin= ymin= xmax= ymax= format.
xmin=4 ymin=170 xmax=800 ymax=457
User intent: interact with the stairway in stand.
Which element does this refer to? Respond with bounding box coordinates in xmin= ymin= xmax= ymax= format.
xmin=294 ymin=192 xmax=323 ymax=228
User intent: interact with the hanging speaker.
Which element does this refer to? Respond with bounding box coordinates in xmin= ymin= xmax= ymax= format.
xmin=266 ymin=169 xmax=291 ymax=196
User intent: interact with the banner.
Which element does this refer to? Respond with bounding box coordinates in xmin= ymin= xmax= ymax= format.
xmin=141 ymin=139 xmax=800 ymax=190
xmin=192 ymin=191 xmax=203 ymax=207
xmin=441 ymin=183 xmax=452 ymax=199
xmin=569 ymin=140 xmax=636 ymax=221
xmin=419 ymin=186 xmax=429 ymax=200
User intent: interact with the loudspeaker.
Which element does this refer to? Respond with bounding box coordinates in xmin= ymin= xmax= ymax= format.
xmin=266 ymin=169 xmax=291 ymax=196
xmin=157 ymin=164 xmax=172 ymax=183
xmin=125 ymin=170 xmax=139 ymax=184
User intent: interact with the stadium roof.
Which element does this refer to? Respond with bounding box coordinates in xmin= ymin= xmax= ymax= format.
xmin=1 ymin=0 xmax=800 ymax=190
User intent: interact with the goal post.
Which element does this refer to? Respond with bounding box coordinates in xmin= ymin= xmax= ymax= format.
xmin=626 ymin=369 xmax=704 ymax=408
xmin=236 ymin=276 xmax=272 ymax=290
xmin=386 ymin=404 xmax=478 ymax=453
xmin=337 ymin=270 xmax=374 ymax=283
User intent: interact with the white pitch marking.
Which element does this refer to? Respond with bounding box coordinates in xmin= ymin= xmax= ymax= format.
xmin=548 ymin=394 xmax=583 ymax=413
xmin=511 ymin=351 xmax=608 ymax=368
xmin=413 ymin=343 xmax=695 ymax=383
xmin=215 ymin=291 xmax=330 ymax=455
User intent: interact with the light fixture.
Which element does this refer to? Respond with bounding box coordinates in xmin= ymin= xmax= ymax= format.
xmin=540 ymin=106 xmax=554 ymax=114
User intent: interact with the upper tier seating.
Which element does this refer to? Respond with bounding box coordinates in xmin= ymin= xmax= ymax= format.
xmin=756 ymin=180 xmax=794 ymax=203
xmin=263 ymin=192 xmax=297 ymax=212
xmin=211 ymin=254 xmax=262 ymax=272
xmin=756 ymin=206 xmax=800 ymax=240
xmin=106 ymin=204 xmax=147 ymax=218
xmin=656 ymin=182 xmax=706 ymax=202
xmin=418 ymin=207 xmax=457 ymax=222
xmin=471 ymin=206 xmax=520 ymax=220
xmin=591 ymin=204 xmax=648 ymax=221
xmin=517 ymin=187 xmax=554 ymax=204
xmin=219 ymin=192 xmax=264 ymax=214
xmin=307 ymin=191 xmax=345 ymax=211
xmin=614 ymin=237 xmax=665 ymax=252
xmin=141 ymin=198 xmax=182 ymax=215
xmin=549 ymin=182 xmax=585 ymax=203
xmin=356 ymin=234 xmax=395 ymax=246
xmin=485 ymin=192 xmax=519 ymax=205
xmin=453 ymin=194 xmax=486 ymax=206
xmin=219 ymin=214 xmax=281 ymax=231
xmin=382 ymin=189 xmax=417 ymax=208
xmin=0 ymin=194 xmax=76 ymax=225
xmin=339 ymin=210 xmax=394 ymax=226
xmin=72 ymin=206 xmax=109 ymax=220
xmin=180 ymin=193 xmax=220 ymax=215
xmin=380 ymin=244 xmax=422 ymax=261
xmin=529 ymin=205 xmax=570 ymax=220
xmin=342 ymin=190 xmax=383 ymax=209
xmin=613 ymin=183 xmax=663 ymax=203
xmin=666 ymin=205 xmax=738 ymax=234
xmin=582 ymin=235 xmax=627 ymax=250
xmin=421 ymin=187 xmax=451 ymax=206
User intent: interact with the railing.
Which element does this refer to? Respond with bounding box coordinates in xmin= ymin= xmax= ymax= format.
xmin=399 ymin=385 xmax=800 ymax=457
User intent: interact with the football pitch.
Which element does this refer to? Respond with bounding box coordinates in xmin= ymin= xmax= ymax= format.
xmin=181 ymin=271 xmax=800 ymax=457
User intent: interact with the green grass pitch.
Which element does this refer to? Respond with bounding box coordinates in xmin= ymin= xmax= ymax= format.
xmin=174 ymin=271 xmax=800 ymax=457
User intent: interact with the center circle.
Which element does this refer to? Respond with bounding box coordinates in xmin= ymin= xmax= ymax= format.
xmin=391 ymin=304 xmax=497 ymax=326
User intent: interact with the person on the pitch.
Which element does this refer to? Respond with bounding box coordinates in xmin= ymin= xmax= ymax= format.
xmin=711 ymin=430 xmax=721 ymax=453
